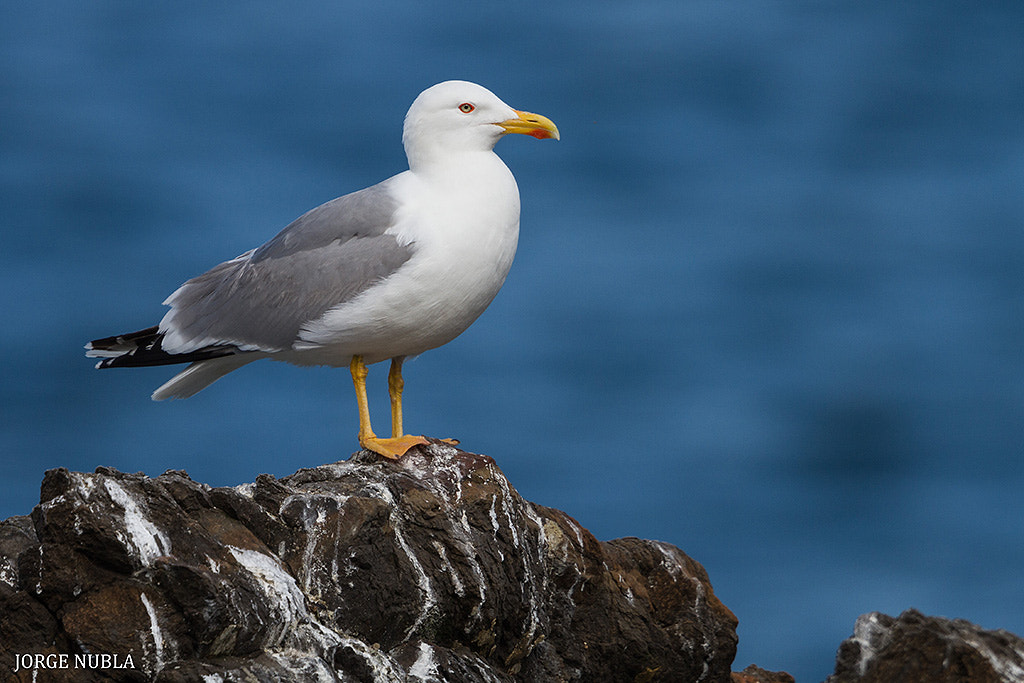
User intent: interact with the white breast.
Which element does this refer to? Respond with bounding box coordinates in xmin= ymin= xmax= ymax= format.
xmin=292 ymin=151 xmax=521 ymax=365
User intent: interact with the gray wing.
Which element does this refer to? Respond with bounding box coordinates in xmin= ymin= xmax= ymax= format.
xmin=160 ymin=180 xmax=413 ymax=353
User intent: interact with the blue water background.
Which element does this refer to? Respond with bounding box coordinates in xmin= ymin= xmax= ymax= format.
xmin=2 ymin=3 xmax=1023 ymax=679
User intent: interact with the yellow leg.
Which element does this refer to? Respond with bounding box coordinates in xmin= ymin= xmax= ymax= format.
xmin=349 ymin=355 xmax=428 ymax=459
xmin=388 ymin=357 xmax=405 ymax=438
xmin=350 ymin=355 xmax=376 ymax=445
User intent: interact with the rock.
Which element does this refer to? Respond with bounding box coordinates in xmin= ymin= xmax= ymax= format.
xmin=731 ymin=664 xmax=795 ymax=683
xmin=0 ymin=442 xmax=740 ymax=682
xmin=827 ymin=609 xmax=1024 ymax=683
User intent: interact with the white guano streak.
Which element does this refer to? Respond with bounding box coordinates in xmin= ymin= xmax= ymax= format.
xmin=409 ymin=642 xmax=439 ymax=681
xmin=103 ymin=479 xmax=170 ymax=566
xmin=365 ymin=483 xmax=437 ymax=640
xmin=140 ymin=592 xmax=165 ymax=673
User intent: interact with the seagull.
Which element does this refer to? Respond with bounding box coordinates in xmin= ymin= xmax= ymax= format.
xmin=86 ymin=80 xmax=559 ymax=459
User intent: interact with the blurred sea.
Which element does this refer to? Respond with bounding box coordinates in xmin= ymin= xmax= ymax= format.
xmin=2 ymin=2 xmax=1023 ymax=680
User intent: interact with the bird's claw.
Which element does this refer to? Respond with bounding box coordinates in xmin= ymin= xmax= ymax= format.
xmin=361 ymin=434 xmax=430 ymax=460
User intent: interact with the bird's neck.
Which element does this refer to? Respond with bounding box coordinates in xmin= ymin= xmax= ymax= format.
xmin=407 ymin=148 xmax=507 ymax=187
xmin=400 ymin=149 xmax=520 ymax=229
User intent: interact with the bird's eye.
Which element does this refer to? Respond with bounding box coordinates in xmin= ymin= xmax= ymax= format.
xmin=458 ymin=102 xmax=475 ymax=113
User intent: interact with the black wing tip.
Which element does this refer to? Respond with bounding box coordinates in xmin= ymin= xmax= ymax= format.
xmin=87 ymin=325 xmax=161 ymax=353
xmin=87 ymin=325 xmax=240 ymax=368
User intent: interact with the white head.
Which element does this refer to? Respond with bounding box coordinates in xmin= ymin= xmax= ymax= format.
xmin=402 ymin=80 xmax=558 ymax=171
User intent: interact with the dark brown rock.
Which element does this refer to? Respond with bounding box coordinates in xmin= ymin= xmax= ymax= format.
xmin=827 ymin=609 xmax=1024 ymax=683
xmin=731 ymin=664 xmax=795 ymax=683
xmin=0 ymin=443 xmax=739 ymax=682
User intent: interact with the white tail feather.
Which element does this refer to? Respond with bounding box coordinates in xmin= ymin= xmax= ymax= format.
xmin=152 ymin=355 xmax=260 ymax=401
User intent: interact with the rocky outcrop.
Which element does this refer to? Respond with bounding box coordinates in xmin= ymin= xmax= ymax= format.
xmin=731 ymin=664 xmax=795 ymax=683
xmin=827 ymin=609 xmax=1024 ymax=683
xmin=8 ymin=442 xmax=1022 ymax=682
xmin=0 ymin=443 xmax=740 ymax=682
